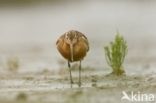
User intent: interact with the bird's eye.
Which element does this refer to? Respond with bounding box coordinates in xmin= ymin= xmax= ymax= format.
xmin=74 ymin=34 xmax=77 ymax=38
xmin=66 ymin=36 xmax=70 ymax=41
xmin=65 ymin=34 xmax=69 ymax=40
xmin=66 ymin=36 xmax=69 ymax=40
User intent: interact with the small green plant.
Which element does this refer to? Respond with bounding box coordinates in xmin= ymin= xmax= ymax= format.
xmin=7 ymin=57 xmax=19 ymax=73
xmin=16 ymin=92 xmax=28 ymax=101
xmin=104 ymin=32 xmax=128 ymax=76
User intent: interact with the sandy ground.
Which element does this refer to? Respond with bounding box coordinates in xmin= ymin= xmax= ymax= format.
xmin=0 ymin=68 xmax=156 ymax=103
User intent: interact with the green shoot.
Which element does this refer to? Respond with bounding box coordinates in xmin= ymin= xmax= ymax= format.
xmin=104 ymin=32 xmax=128 ymax=76
xmin=7 ymin=57 xmax=19 ymax=73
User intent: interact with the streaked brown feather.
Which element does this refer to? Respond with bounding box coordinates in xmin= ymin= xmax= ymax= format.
xmin=56 ymin=30 xmax=89 ymax=62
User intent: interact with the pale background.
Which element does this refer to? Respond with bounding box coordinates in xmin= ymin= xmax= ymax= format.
xmin=0 ymin=0 xmax=156 ymax=75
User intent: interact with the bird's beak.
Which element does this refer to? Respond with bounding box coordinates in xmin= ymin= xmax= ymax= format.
xmin=70 ymin=42 xmax=74 ymax=62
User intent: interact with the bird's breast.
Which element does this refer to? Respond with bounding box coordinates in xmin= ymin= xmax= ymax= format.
xmin=57 ymin=40 xmax=88 ymax=62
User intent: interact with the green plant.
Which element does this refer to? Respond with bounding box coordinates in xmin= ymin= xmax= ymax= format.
xmin=7 ymin=57 xmax=19 ymax=73
xmin=104 ymin=32 xmax=128 ymax=75
xmin=16 ymin=92 xmax=28 ymax=101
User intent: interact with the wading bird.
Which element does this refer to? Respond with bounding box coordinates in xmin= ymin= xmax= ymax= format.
xmin=56 ymin=30 xmax=89 ymax=87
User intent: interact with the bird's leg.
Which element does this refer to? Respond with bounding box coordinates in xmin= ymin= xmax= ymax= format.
xmin=78 ymin=60 xmax=81 ymax=87
xmin=68 ymin=61 xmax=73 ymax=88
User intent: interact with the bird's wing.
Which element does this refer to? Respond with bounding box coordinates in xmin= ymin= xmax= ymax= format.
xmin=56 ymin=34 xmax=65 ymax=45
xmin=77 ymin=32 xmax=89 ymax=51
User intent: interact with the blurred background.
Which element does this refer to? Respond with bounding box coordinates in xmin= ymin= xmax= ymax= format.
xmin=0 ymin=0 xmax=156 ymax=75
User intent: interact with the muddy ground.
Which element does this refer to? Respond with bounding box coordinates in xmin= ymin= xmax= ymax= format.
xmin=0 ymin=63 xmax=156 ymax=103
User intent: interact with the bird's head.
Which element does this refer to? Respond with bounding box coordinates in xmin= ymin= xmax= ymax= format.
xmin=64 ymin=30 xmax=78 ymax=45
xmin=64 ymin=30 xmax=78 ymax=62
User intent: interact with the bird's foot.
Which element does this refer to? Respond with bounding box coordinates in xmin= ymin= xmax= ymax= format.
xmin=71 ymin=80 xmax=74 ymax=84
xmin=70 ymin=81 xmax=74 ymax=88
xmin=71 ymin=81 xmax=74 ymax=84
xmin=78 ymin=82 xmax=81 ymax=87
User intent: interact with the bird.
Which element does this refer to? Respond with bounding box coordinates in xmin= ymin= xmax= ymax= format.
xmin=56 ymin=30 xmax=89 ymax=87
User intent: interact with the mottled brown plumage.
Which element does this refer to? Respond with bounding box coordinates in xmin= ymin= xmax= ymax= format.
xmin=56 ymin=30 xmax=89 ymax=87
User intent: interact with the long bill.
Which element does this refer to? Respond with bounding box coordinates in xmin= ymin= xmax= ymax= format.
xmin=70 ymin=43 xmax=74 ymax=62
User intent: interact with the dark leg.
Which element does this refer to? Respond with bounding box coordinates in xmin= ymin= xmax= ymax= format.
xmin=78 ymin=61 xmax=81 ymax=87
xmin=68 ymin=61 xmax=73 ymax=88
